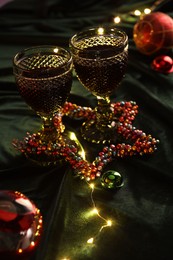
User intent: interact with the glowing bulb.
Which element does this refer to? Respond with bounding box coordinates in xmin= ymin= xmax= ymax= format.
xmin=53 ymin=48 xmax=59 ymax=53
xmin=114 ymin=16 xmax=121 ymax=24
xmin=144 ymin=8 xmax=151 ymax=14
xmin=39 ymin=218 xmax=43 ymax=224
xmin=69 ymin=132 xmax=76 ymax=140
xmin=134 ymin=10 xmax=141 ymax=16
xmin=18 ymin=249 xmax=23 ymax=254
xmin=107 ymin=220 xmax=112 ymax=226
xmin=98 ymin=27 xmax=104 ymax=35
xmin=89 ymin=183 xmax=95 ymax=189
xmin=87 ymin=237 xmax=94 ymax=244
xmin=92 ymin=207 xmax=99 ymax=214
xmin=31 ymin=241 xmax=35 ymax=247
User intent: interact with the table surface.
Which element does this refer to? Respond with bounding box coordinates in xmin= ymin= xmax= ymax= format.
xmin=0 ymin=1 xmax=173 ymax=259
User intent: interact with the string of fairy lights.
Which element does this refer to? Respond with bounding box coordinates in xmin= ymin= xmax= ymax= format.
xmin=61 ymin=182 xmax=113 ymax=260
xmin=86 ymin=182 xmax=112 ymax=245
xmin=113 ymin=7 xmax=152 ymax=24
xmin=113 ymin=0 xmax=166 ymax=24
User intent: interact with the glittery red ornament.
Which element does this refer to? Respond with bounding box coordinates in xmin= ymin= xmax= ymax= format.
xmin=152 ymin=55 xmax=173 ymax=73
xmin=133 ymin=12 xmax=173 ymax=55
xmin=0 ymin=190 xmax=43 ymax=259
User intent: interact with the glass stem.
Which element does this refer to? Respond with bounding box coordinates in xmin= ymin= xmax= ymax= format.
xmin=95 ymin=96 xmax=113 ymax=130
xmin=41 ymin=115 xmax=58 ymax=141
xmin=42 ymin=115 xmax=54 ymax=131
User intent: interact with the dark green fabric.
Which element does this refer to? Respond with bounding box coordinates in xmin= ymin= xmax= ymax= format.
xmin=0 ymin=0 xmax=173 ymax=259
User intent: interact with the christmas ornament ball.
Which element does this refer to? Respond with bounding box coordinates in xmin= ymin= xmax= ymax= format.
xmin=100 ymin=170 xmax=124 ymax=190
xmin=0 ymin=190 xmax=43 ymax=259
xmin=152 ymin=55 xmax=173 ymax=73
xmin=133 ymin=12 xmax=173 ymax=55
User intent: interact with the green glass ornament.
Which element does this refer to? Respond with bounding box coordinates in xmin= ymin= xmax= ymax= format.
xmin=101 ymin=170 xmax=124 ymax=190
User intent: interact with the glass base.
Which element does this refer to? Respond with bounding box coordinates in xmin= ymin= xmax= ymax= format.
xmin=13 ymin=130 xmax=84 ymax=167
xmin=81 ymin=119 xmax=118 ymax=144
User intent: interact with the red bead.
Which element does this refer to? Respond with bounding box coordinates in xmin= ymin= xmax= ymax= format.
xmin=90 ymin=173 xmax=96 ymax=180
xmin=103 ymin=147 xmax=108 ymax=152
xmin=99 ymin=152 xmax=104 ymax=157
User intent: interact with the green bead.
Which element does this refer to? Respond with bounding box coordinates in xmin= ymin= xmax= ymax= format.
xmin=100 ymin=170 xmax=124 ymax=190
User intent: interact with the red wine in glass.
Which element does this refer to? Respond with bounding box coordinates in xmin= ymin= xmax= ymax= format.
xmin=13 ymin=46 xmax=75 ymax=165
xmin=70 ymin=27 xmax=128 ymax=144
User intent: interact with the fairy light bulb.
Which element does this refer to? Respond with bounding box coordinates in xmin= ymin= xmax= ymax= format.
xmin=107 ymin=220 xmax=112 ymax=226
xmin=89 ymin=183 xmax=95 ymax=189
xmin=31 ymin=241 xmax=35 ymax=247
xmin=92 ymin=207 xmax=99 ymax=214
xmin=87 ymin=237 xmax=94 ymax=244
xmin=134 ymin=10 xmax=141 ymax=16
xmin=114 ymin=16 xmax=121 ymax=24
xmin=98 ymin=27 xmax=104 ymax=35
xmin=53 ymin=48 xmax=59 ymax=53
xmin=144 ymin=8 xmax=151 ymax=14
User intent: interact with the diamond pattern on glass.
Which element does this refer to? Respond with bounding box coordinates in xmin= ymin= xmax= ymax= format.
xmin=18 ymin=55 xmax=68 ymax=70
xmin=15 ymin=54 xmax=72 ymax=116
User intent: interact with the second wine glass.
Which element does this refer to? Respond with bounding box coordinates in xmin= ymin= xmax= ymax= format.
xmin=13 ymin=45 xmax=75 ymax=165
xmin=70 ymin=26 xmax=128 ymax=144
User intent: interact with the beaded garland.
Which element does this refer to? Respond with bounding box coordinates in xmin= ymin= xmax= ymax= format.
xmin=13 ymin=101 xmax=159 ymax=182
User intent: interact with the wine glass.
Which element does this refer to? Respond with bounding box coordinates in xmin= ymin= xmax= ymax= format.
xmin=13 ymin=45 xmax=75 ymax=165
xmin=70 ymin=26 xmax=128 ymax=144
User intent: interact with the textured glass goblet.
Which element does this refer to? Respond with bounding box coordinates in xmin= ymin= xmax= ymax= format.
xmin=70 ymin=26 xmax=128 ymax=144
xmin=13 ymin=45 xmax=73 ymax=165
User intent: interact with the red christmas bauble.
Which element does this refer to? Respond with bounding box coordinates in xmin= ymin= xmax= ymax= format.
xmin=0 ymin=190 xmax=43 ymax=259
xmin=133 ymin=12 xmax=173 ymax=55
xmin=152 ymin=55 xmax=173 ymax=73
